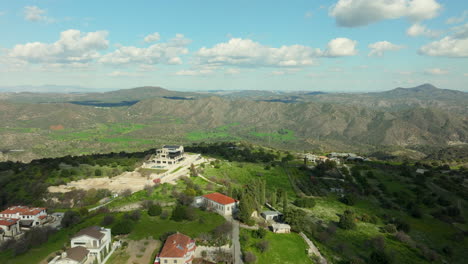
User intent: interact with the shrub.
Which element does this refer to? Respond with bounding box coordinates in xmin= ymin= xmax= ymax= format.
xmin=101 ymin=215 xmax=115 ymax=226
xmin=148 ymin=204 xmax=162 ymax=216
xmin=243 ymin=251 xmax=257 ymax=263
xmin=256 ymin=240 xmax=270 ymax=253
xmin=294 ymin=197 xmax=316 ymax=208
xmin=369 ymin=250 xmax=392 ymax=264
xmin=340 ymin=194 xmax=357 ymax=206
xmin=252 ymin=228 xmax=267 ymax=239
xmin=61 ymin=211 xmax=81 ymax=228
xmin=338 ymin=210 xmax=356 ymax=230
xmin=382 ymin=224 xmax=397 ymax=233
xmin=112 ymin=219 xmax=133 ymax=235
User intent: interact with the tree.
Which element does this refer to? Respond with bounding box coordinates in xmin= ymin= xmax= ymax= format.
xmin=189 ymin=163 xmax=198 ymax=177
xmin=256 ymin=240 xmax=270 ymax=253
xmin=112 ymin=219 xmax=133 ymax=235
xmin=238 ymin=194 xmax=254 ymax=225
xmin=294 ymin=197 xmax=316 ymax=208
xmin=252 ymin=228 xmax=267 ymax=239
xmin=243 ymin=251 xmax=257 ymax=263
xmin=282 ymin=191 xmax=288 ymax=213
xmin=340 ymin=194 xmax=357 ymax=206
xmin=148 ymin=203 xmax=162 ymax=216
xmin=369 ymin=250 xmax=392 ymax=264
xmin=101 ymin=215 xmax=115 ymax=226
xmin=61 ymin=211 xmax=81 ymax=228
xmin=338 ymin=210 xmax=356 ymax=230
xmin=94 ymin=169 xmax=102 ymax=176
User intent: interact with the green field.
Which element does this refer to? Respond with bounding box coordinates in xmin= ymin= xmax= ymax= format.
xmin=240 ymin=229 xmax=313 ymax=264
xmin=250 ymin=129 xmax=296 ymax=141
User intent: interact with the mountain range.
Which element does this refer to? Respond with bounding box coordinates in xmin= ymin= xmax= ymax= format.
xmin=0 ymin=84 xmax=466 ymax=162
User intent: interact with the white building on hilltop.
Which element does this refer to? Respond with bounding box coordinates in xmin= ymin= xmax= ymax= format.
xmin=194 ymin=192 xmax=239 ymax=216
xmin=71 ymin=226 xmax=111 ymax=263
xmin=0 ymin=205 xmax=48 ymax=229
xmin=152 ymin=145 xmax=185 ymax=168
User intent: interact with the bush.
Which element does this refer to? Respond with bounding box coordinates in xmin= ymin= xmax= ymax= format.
xmin=148 ymin=204 xmax=162 ymax=216
xmin=112 ymin=219 xmax=133 ymax=235
xmin=252 ymin=228 xmax=267 ymax=239
xmin=160 ymin=231 xmax=176 ymax=242
xmin=369 ymin=250 xmax=392 ymax=264
xmin=243 ymin=251 xmax=257 ymax=263
xmin=338 ymin=210 xmax=356 ymax=230
xmin=340 ymin=194 xmax=357 ymax=206
xmin=101 ymin=215 xmax=115 ymax=226
xmin=256 ymin=240 xmax=270 ymax=253
xmin=294 ymin=197 xmax=316 ymax=208
xmin=382 ymin=224 xmax=397 ymax=233
xmin=61 ymin=211 xmax=81 ymax=228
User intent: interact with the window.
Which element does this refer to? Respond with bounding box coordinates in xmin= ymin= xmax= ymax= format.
xmin=164 ymin=260 xmax=167 ymax=264
xmin=174 ymin=260 xmax=177 ymax=263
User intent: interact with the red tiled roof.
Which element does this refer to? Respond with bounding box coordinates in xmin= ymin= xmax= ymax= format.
xmin=0 ymin=217 xmax=19 ymax=226
xmin=159 ymin=233 xmax=194 ymax=258
xmin=203 ymin=192 xmax=237 ymax=205
xmin=39 ymin=215 xmax=47 ymax=220
xmin=0 ymin=206 xmax=46 ymax=216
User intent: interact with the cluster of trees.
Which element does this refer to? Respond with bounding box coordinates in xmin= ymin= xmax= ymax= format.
xmin=234 ymin=179 xmax=268 ymax=225
xmin=186 ymin=142 xmax=278 ymax=163
xmin=0 ymin=150 xmax=149 ymax=209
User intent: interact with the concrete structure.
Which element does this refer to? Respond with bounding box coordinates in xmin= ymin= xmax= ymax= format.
xmin=261 ymin=211 xmax=282 ymax=221
xmin=0 ymin=206 xmax=47 ymax=229
xmin=155 ymin=233 xmax=196 ymax=264
xmin=271 ymin=223 xmax=291 ymax=233
xmin=0 ymin=217 xmax=20 ymax=241
xmin=194 ymin=192 xmax=238 ymax=216
xmin=71 ymin=226 xmax=111 ymax=263
xmin=152 ymin=145 xmax=185 ymax=168
xmin=50 ymin=246 xmax=90 ymax=264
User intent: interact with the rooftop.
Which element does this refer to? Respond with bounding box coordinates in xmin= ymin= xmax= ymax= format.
xmin=159 ymin=233 xmax=194 ymax=258
xmin=0 ymin=217 xmax=19 ymax=226
xmin=163 ymin=145 xmax=182 ymax=149
xmin=66 ymin=246 xmax=89 ymax=262
xmin=73 ymin=226 xmax=105 ymax=240
xmin=203 ymin=192 xmax=237 ymax=205
xmin=0 ymin=206 xmax=46 ymax=216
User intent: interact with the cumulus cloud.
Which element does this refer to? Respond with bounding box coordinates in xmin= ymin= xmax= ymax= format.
xmin=24 ymin=6 xmax=54 ymax=23
xmin=99 ymin=34 xmax=191 ymax=65
xmin=446 ymin=10 xmax=468 ymax=24
xmin=144 ymin=32 xmax=161 ymax=43
xmin=9 ymin=29 xmax=109 ymax=64
xmin=406 ymin=23 xmax=440 ymax=38
xmin=424 ymin=68 xmax=448 ymax=75
xmin=419 ymin=23 xmax=468 ymax=57
xmin=193 ymin=37 xmax=357 ymax=68
xmin=323 ymin=38 xmax=358 ymax=57
xmin=368 ymin=41 xmax=404 ymax=56
xmin=329 ymin=0 xmax=442 ymax=27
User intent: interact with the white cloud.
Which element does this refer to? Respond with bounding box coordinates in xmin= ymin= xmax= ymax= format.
xmin=225 ymin=68 xmax=240 ymax=75
xmin=194 ymin=38 xmax=321 ymax=67
xmin=305 ymin=11 xmax=313 ymax=18
xmin=406 ymin=23 xmax=440 ymax=38
xmin=9 ymin=29 xmax=109 ymax=64
xmin=99 ymin=34 xmax=191 ymax=65
xmin=175 ymin=69 xmax=213 ymax=76
xmin=324 ymin=38 xmax=358 ymax=57
xmin=419 ymin=23 xmax=468 ymax=57
xmin=446 ymin=10 xmax=468 ymax=24
xmin=329 ymin=0 xmax=442 ymax=27
xmin=144 ymin=32 xmax=161 ymax=43
xmin=424 ymin=68 xmax=448 ymax=75
xmin=368 ymin=41 xmax=404 ymax=56
xmin=193 ymin=38 xmax=357 ymax=68
xmin=24 ymin=6 xmax=54 ymax=23
xmin=108 ymin=71 xmax=143 ymax=77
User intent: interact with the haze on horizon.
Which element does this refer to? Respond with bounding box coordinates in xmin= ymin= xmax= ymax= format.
xmin=1 ymin=0 xmax=468 ymax=92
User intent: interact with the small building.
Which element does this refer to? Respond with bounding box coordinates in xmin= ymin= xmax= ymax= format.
xmin=318 ymin=156 xmax=329 ymax=162
xmin=271 ymin=223 xmax=291 ymax=233
xmin=152 ymin=145 xmax=185 ymax=167
xmin=416 ymin=168 xmax=429 ymax=174
xmin=261 ymin=211 xmax=282 ymax=221
xmin=71 ymin=226 xmax=111 ymax=263
xmin=304 ymin=154 xmax=318 ymax=163
xmin=0 ymin=217 xmax=20 ymax=240
xmin=196 ymin=192 xmax=239 ymax=216
xmin=0 ymin=206 xmax=48 ymax=229
xmin=50 ymin=246 xmax=90 ymax=264
xmin=155 ymin=233 xmax=196 ymax=264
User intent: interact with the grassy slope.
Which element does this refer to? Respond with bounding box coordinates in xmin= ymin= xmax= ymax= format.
xmin=240 ymin=229 xmax=313 ymax=264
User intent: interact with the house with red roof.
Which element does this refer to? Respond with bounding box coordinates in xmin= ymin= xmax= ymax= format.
xmin=154 ymin=232 xmax=196 ymax=264
xmin=0 ymin=205 xmax=48 ymax=229
xmin=0 ymin=217 xmax=20 ymax=241
xmin=195 ymin=192 xmax=239 ymax=216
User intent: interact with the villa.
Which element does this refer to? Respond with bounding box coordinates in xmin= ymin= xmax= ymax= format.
xmin=155 ymin=232 xmax=196 ymax=264
xmin=51 ymin=246 xmax=90 ymax=264
xmin=152 ymin=145 xmax=185 ymax=168
xmin=0 ymin=217 xmax=20 ymax=241
xmin=0 ymin=205 xmax=48 ymax=229
xmin=194 ymin=192 xmax=239 ymax=216
xmin=70 ymin=226 xmax=112 ymax=263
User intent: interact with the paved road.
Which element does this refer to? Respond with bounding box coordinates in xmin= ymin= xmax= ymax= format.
xmin=231 ymin=218 xmax=244 ymax=264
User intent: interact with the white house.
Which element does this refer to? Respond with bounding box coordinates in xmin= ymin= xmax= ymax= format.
xmin=152 ymin=145 xmax=185 ymax=168
xmin=155 ymin=233 xmax=196 ymax=264
xmin=71 ymin=226 xmax=111 ymax=263
xmin=271 ymin=223 xmax=291 ymax=233
xmin=261 ymin=211 xmax=283 ymax=221
xmin=0 ymin=217 xmax=20 ymax=241
xmin=50 ymin=246 xmax=90 ymax=264
xmin=0 ymin=206 xmax=48 ymax=229
xmin=194 ymin=192 xmax=238 ymax=216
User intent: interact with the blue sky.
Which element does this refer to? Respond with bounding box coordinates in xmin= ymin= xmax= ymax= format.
xmin=0 ymin=0 xmax=467 ymax=92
